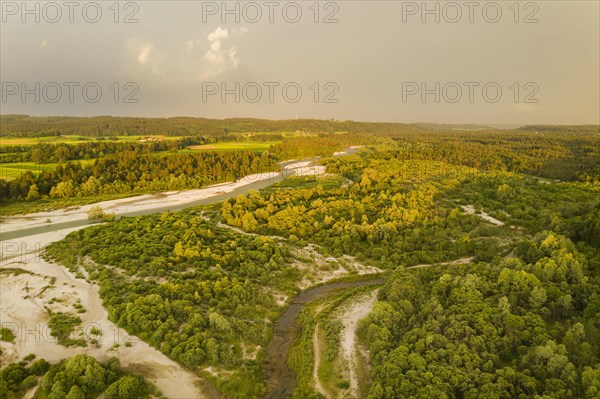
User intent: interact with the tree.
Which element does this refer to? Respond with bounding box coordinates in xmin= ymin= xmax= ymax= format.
xmin=54 ymin=146 xmax=69 ymax=163
xmin=87 ymin=206 xmax=115 ymax=223
xmin=81 ymin=176 xmax=102 ymax=196
xmin=26 ymin=184 xmax=40 ymax=200
xmin=530 ymin=286 xmax=547 ymax=310
xmin=50 ymin=181 xmax=74 ymax=198
xmin=65 ymin=385 xmax=85 ymax=399
xmin=173 ymin=242 xmax=185 ymax=258
xmin=105 ymin=376 xmax=149 ymax=399
xmin=31 ymin=147 xmax=43 ymax=163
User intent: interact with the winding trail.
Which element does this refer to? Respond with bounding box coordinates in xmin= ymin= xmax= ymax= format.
xmin=408 ymin=256 xmax=474 ymax=269
xmin=312 ymin=323 xmax=330 ymax=399
xmin=311 ymin=289 xmax=379 ymax=399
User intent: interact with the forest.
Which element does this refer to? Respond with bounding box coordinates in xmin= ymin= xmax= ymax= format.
xmin=2 ymin=124 xmax=600 ymax=398
xmin=1 ymin=118 xmax=598 ymax=215
xmin=0 ymin=133 xmax=376 ymax=215
xmin=44 ymin=210 xmax=301 ymax=398
xmin=1 ymin=134 xmax=598 ymax=218
xmin=363 ymin=231 xmax=600 ymax=398
xmin=1 ymin=150 xmax=277 ymax=200
xmin=0 ymin=354 xmax=159 ymax=399
xmin=0 ymin=115 xmax=458 ymax=137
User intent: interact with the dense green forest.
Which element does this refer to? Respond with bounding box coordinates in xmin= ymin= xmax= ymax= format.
xmin=0 ymin=138 xmax=203 ymax=163
xmin=0 ymin=354 xmax=159 ymax=399
xmin=2 ymin=115 xmax=597 ymax=138
xmin=221 ymin=152 xmax=598 ymax=266
xmin=364 ymin=232 xmax=600 ymax=398
xmin=4 ymin=123 xmax=600 ymax=399
xmin=45 ymin=210 xmax=301 ymax=398
xmin=0 ymin=115 xmax=418 ymax=138
xmin=1 ymin=149 xmax=277 ymax=200
xmin=0 ymin=133 xmax=374 ymax=214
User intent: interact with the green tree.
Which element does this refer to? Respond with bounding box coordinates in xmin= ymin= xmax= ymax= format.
xmin=26 ymin=184 xmax=40 ymax=200
xmin=50 ymin=181 xmax=74 ymax=198
xmin=105 ymin=376 xmax=149 ymax=399
xmin=65 ymin=385 xmax=85 ymax=399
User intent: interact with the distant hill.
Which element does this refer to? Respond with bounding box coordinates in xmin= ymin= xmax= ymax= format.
xmin=0 ymin=115 xmax=421 ymax=137
xmin=517 ymin=125 xmax=600 ymax=134
xmin=1 ymin=114 xmax=597 ymax=137
xmin=412 ymin=123 xmax=498 ymax=131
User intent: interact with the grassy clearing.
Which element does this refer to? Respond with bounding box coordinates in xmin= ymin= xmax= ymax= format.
xmin=0 ymin=159 xmax=96 ymax=180
xmin=187 ymin=141 xmax=281 ymax=152
xmin=0 ymin=135 xmax=185 ymax=147
xmin=0 ymin=162 xmax=57 ymax=180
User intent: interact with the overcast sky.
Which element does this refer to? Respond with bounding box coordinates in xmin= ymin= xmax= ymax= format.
xmin=1 ymin=1 xmax=598 ymax=124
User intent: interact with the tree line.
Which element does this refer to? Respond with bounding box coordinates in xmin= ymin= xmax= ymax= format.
xmin=0 ymin=150 xmax=277 ymax=202
xmin=0 ymin=138 xmax=203 ymax=163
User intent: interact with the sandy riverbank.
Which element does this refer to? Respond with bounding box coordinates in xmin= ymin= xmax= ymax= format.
xmin=0 ymin=228 xmax=207 ymax=398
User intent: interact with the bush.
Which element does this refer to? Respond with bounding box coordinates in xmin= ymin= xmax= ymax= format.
xmin=87 ymin=205 xmax=116 ymax=223
xmin=0 ymin=327 xmax=16 ymax=342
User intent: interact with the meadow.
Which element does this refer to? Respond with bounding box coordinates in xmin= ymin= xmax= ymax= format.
xmin=0 ymin=135 xmax=184 ymax=147
xmin=186 ymin=141 xmax=281 ymax=152
xmin=0 ymin=159 xmax=96 ymax=181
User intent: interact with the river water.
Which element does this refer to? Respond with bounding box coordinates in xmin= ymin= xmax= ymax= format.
xmin=1 ymin=146 xmax=371 ymax=399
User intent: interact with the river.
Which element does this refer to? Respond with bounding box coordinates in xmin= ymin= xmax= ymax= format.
xmin=1 ymin=149 xmax=362 ymax=241
xmin=0 ymin=146 xmax=368 ymax=399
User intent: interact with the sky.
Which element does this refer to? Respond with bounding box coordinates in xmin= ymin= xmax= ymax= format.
xmin=1 ymin=0 xmax=599 ymax=125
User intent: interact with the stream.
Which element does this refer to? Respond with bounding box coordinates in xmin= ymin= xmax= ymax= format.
xmin=1 ymin=146 xmax=366 ymax=399
xmin=262 ymin=277 xmax=385 ymax=399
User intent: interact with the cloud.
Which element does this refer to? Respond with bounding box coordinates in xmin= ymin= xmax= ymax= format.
xmin=202 ymin=27 xmax=240 ymax=78
xmin=122 ymin=27 xmax=243 ymax=84
xmin=123 ymin=36 xmax=165 ymax=80
xmin=40 ymin=40 xmax=48 ymax=48
xmin=207 ymin=26 xmax=228 ymax=42
xmin=137 ymin=42 xmax=153 ymax=65
xmin=186 ymin=39 xmax=200 ymax=50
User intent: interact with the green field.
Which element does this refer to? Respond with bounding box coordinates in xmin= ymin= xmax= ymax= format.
xmin=0 ymin=135 xmax=186 ymax=147
xmin=186 ymin=141 xmax=280 ymax=152
xmin=0 ymin=159 xmax=96 ymax=180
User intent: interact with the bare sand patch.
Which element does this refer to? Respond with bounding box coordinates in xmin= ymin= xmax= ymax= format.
xmin=462 ymin=204 xmax=505 ymax=226
xmin=339 ymin=290 xmax=378 ymax=399
xmin=0 ymin=231 xmax=207 ymax=399
xmin=408 ymin=256 xmax=474 ymax=269
xmin=293 ymin=244 xmax=383 ymax=290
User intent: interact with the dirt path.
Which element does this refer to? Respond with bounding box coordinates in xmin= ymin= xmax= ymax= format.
xmin=312 ymin=323 xmax=330 ymax=399
xmin=339 ymin=290 xmax=378 ymax=398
